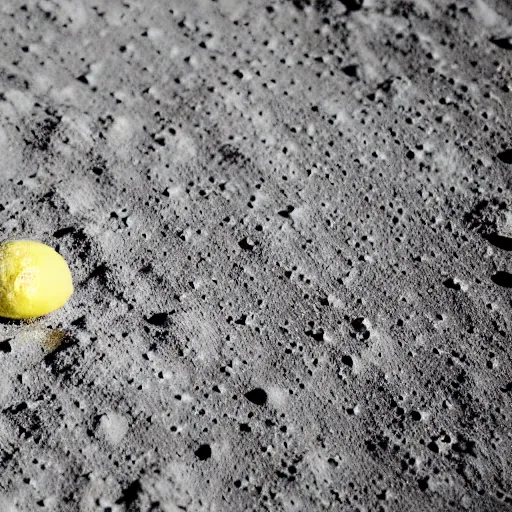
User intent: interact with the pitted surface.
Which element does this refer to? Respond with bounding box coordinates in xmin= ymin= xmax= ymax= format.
xmin=0 ymin=0 xmax=512 ymax=510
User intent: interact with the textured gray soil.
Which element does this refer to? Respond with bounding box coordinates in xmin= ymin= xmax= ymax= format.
xmin=0 ymin=0 xmax=512 ymax=510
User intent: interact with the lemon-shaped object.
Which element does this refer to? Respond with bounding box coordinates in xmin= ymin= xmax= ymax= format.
xmin=0 ymin=240 xmax=73 ymax=319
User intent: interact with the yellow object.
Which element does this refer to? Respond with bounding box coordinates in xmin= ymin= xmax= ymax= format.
xmin=0 ymin=240 xmax=73 ymax=319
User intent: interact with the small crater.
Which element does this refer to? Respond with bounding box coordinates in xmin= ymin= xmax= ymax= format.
xmin=341 ymin=355 xmax=353 ymax=368
xmin=427 ymin=441 xmax=439 ymax=453
xmin=244 ymin=388 xmax=268 ymax=406
xmin=194 ymin=443 xmax=212 ymax=460
xmin=410 ymin=410 xmax=422 ymax=421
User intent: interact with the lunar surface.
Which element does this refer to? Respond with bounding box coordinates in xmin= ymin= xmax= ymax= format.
xmin=0 ymin=0 xmax=511 ymax=510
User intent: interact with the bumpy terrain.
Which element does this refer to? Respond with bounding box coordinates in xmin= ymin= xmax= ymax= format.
xmin=0 ymin=0 xmax=512 ymax=510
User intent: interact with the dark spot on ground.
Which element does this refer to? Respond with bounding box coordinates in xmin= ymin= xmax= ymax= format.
xmin=115 ymin=480 xmax=142 ymax=507
xmin=43 ymin=333 xmax=79 ymax=366
xmin=278 ymin=205 xmax=295 ymax=218
xmin=443 ymin=278 xmax=461 ymax=291
xmin=350 ymin=317 xmax=370 ymax=340
xmin=418 ymin=477 xmax=429 ymax=491
xmin=341 ymin=355 xmax=353 ymax=367
xmin=484 ymin=234 xmax=512 ymax=251
xmin=491 ymin=37 xmax=512 ymax=50
xmin=339 ymin=0 xmax=364 ymax=12
xmin=238 ymin=237 xmax=255 ymax=251
xmin=53 ymin=226 xmax=76 ymax=238
xmin=4 ymin=402 xmax=28 ymax=414
xmin=24 ymin=113 xmax=61 ymax=152
xmin=342 ymin=64 xmax=359 ymax=78
xmin=497 ymin=149 xmax=512 ymax=164
xmin=194 ymin=444 xmax=212 ymax=460
xmin=0 ymin=339 xmax=12 ymax=353
xmin=501 ymin=382 xmax=512 ymax=393
xmin=145 ymin=312 xmax=169 ymax=326
xmin=70 ymin=316 xmax=86 ymax=329
xmin=244 ymin=388 xmax=268 ymax=406
xmin=83 ymin=263 xmax=110 ymax=286
xmin=491 ymin=271 xmax=512 ymax=288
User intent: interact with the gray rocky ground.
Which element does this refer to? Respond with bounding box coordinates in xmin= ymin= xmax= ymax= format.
xmin=0 ymin=0 xmax=512 ymax=510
